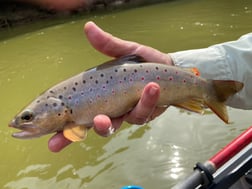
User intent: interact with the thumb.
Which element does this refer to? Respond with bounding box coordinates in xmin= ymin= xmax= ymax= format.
xmin=84 ymin=21 xmax=139 ymax=58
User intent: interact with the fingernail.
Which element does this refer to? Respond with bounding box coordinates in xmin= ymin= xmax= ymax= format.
xmin=149 ymin=86 xmax=159 ymax=96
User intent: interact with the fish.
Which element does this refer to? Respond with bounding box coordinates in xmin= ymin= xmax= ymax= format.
xmin=9 ymin=55 xmax=244 ymax=142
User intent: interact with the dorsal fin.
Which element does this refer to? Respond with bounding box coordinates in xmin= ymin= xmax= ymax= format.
xmin=96 ymin=54 xmax=146 ymax=70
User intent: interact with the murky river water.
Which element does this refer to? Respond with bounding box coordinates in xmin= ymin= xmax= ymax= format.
xmin=0 ymin=0 xmax=252 ymax=188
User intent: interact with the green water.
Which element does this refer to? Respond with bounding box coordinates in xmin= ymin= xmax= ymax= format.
xmin=1 ymin=0 xmax=252 ymax=188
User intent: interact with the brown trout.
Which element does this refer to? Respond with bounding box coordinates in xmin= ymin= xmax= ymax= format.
xmin=9 ymin=55 xmax=243 ymax=142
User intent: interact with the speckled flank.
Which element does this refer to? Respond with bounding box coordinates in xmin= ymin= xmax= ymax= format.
xmin=37 ymin=61 xmax=205 ymax=127
xmin=32 ymin=59 xmax=205 ymax=125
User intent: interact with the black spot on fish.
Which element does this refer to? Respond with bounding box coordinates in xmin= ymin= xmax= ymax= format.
xmin=134 ymin=69 xmax=138 ymax=73
xmin=114 ymin=69 xmax=118 ymax=72
xmin=70 ymin=109 xmax=73 ymax=114
xmin=83 ymin=80 xmax=86 ymax=84
xmin=58 ymin=113 xmax=61 ymax=116
xmin=155 ymin=67 xmax=159 ymax=70
xmin=47 ymin=96 xmax=50 ymax=99
xmin=110 ymin=76 xmax=113 ymax=80
xmin=36 ymin=100 xmax=40 ymax=103
xmin=45 ymin=103 xmax=48 ymax=107
xmin=124 ymin=77 xmax=127 ymax=81
xmin=106 ymin=80 xmax=109 ymax=84
xmin=49 ymin=90 xmax=54 ymax=94
xmin=89 ymin=88 xmax=93 ymax=92
xmin=61 ymin=102 xmax=65 ymax=106
xmin=123 ymin=68 xmax=127 ymax=72
xmin=164 ymin=69 xmax=168 ymax=72
xmin=53 ymin=103 xmax=57 ymax=107
xmin=100 ymin=73 xmax=104 ymax=77
xmin=72 ymin=87 xmax=76 ymax=92
xmin=90 ymin=76 xmax=93 ymax=79
xmin=95 ymin=80 xmax=99 ymax=84
xmin=64 ymin=87 xmax=67 ymax=90
xmin=75 ymin=82 xmax=78 ymax=86
xmin=58 ymin=95 xmax=63 ymax=99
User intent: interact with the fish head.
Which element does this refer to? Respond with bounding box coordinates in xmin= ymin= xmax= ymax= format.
xmin=9 ymin=97 xmax=70 ymax=139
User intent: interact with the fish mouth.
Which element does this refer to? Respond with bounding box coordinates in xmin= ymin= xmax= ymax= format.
xmin=9 ymin=120 xmax=45 ymax=139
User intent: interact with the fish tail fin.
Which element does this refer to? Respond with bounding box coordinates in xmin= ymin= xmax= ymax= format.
xmin=205 ymin=80 xmax=244 ymax=123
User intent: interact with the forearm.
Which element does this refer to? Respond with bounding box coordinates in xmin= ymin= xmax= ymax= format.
xmin=169 ymin=33 xmax=252 ymax=109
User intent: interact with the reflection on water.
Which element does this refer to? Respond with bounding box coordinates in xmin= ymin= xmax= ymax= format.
xmin=1 ymin=0 xmax=252 ymax=188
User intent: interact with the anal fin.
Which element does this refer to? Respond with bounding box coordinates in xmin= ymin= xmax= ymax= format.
xmin=63 ymin=124 xmax=88 ymax=142
xmin=173 ymin=98 xmax=205 ymax=114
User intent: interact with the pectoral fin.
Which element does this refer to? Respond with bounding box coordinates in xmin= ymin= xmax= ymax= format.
xmin=63 ymin=124 xmax=88 ymax=142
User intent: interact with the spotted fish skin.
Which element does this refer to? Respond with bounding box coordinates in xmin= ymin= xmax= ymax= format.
xmin=9 ymin=55 xmax=243 ymax=141
xmin=40 ymin=62 xmax=206 ymax=125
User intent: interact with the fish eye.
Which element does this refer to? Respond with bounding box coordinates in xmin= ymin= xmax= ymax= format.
xmin=20 ymin=110 xmax=34 ymax=122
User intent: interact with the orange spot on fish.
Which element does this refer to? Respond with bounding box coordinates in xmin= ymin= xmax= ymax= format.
xmin=191 ymin=68 xmax=200 ymax=76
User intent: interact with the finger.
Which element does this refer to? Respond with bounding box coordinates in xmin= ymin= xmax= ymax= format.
xmin=84 ymin=21 xmax=173 ymax=65
xmin=125 ymin=82 xmax=160 ymax=124
xmin=84 ymin=21 xmax=139 ymax=58
xmin=48 ymin=132 xmax=72 ymax=152
xmin=93 ymin=114 xmax=123 ymax=137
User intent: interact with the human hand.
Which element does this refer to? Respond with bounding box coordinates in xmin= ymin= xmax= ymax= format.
xmin=48 ymin=21 xmax=173 ymax=152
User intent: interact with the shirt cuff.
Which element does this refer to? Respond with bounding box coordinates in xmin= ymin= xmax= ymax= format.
xmin=169 ymin=46 xmax=234 ymax=80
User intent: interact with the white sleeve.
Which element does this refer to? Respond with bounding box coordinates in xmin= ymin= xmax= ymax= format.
xmin=170 ymin=33 xmax=252 ymax=109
